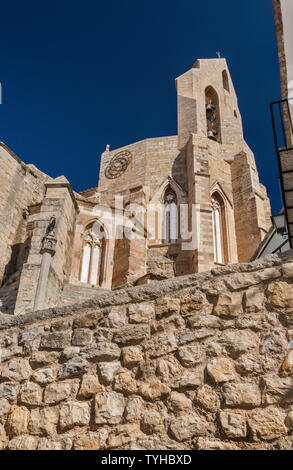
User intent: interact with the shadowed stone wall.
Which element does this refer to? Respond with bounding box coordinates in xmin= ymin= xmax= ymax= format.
xmin=0 ymin=252 xmax=293 ymax=450
xmin=0 ymin=144 xmax=50 ymax=287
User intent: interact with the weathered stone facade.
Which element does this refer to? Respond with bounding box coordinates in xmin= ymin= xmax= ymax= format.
xmin=0 ymin=57 xmax=271 ymax=315
xmin=0 ymin=252 xmax=293 ymax=450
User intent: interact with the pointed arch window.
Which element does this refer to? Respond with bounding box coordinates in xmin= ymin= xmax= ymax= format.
xmin=163 ymin=187 xmax=178 ymax=244
xmin=222 ymin=70 xmax=230 ymax=92
xmin=211 ymin=193 xmax=227 ymax=264
xmin=80 ymin=221 xmax=105 ymax=285
xmin=205 ymin=86 xmax=221 ymax=143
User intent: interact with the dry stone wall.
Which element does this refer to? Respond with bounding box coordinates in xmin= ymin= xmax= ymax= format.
xmin=0 ymin=252 xmax=293 ymax=450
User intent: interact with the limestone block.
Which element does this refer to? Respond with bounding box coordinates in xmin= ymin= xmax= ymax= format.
xmin=59 ymin=400 xmax=90 ymax=431
xmin=1 ymin=358 xmax=31 ymax=382
xmin=178 ymin=329 xmax=214 ymax=345
xmin=44 ymin=380 xmax=79 ymax=405
xmin=285 ymin=411 xmax=293 ymax=430
xmin=113 ymin=325 xmax=150 ymax=345
xmin=235 ymin=313 xmax=265 ymax=331
xmin=122 ymin=346 xmax=144 ymax=367
xmin=177 ymin=344 xmax=202 ymax=368
xmin=147 ymin=332 xmax=177 ymax=358
xmin=223 ymin=383 xmax=261 ymax=407
xmin=74 ymin=430 xmax=108 ymax=450
xmin=219 ymin=411 xmax=247 ymax=438
xmin=73 ymin=311 xmax=103 ymax=329
xmin=207 ymin=357 xmax=236 ymax=383
xmin=30 ymin=351 xmax=60 ymax=368
xmin=38 ymin=436 xmax=72 ymax=450
xmin=98 ymin=361 xmax=121 ymax=384
xmin=214 ymin=292 xmax=243 ymax=318
xmin=141 ymin=409 xmax=165 ymax=435
xmin=51 ymin=320 xmax=72 ymax=331
xmin=6 ymin=405 xmax=30 ymax=437
xmin=244 ymin=288 xmax=265 ymax=313
xmin=31 ymin=366 xmax=58 ymax=385
xmin=156 ymin=357 xmax=182 ymax=383
xmin=282 ymin=263 xmax=293 ymax=279
xmin=168 ymin=391 xmax=192 ymax=412
xmin=169 ymin=413 xmax=214 ymax=441
xmin=275 ymin=436 xmax=293 ymax=450
xmin=139 ymin=380 xmax=170 ymax=401
xmin=19 ymin=326 xmax=45 ymax=344
xmin=195 ymin=385 xmax=220 ymax=412
xmin=262 ymin=375 xmax=293 ymax=404
xmin=225 ymin=268 xmax=280 ymax=291
xmin=172 ymin=367 xmax=204 ymax=390
xmin=0 ymin=346 xmax=24 ymax=362
xmin=155 ymin=297 xmax=180 ymax=319
xmin=105 ymin=306 xmax=128 ymax=328
xmin=218 ymin=330 xmax=259 ymax=358
xmin=131 ymin=436 xmax=184 ymax=450
xmin=8 ymin=435 xmax=38 ymax=450
xmin=114 ymin=371 xmax=137 ymax=395
xmin=196 ymin=437 xmax=239 ymax=450
xmin=107 ymin=424 xmax=143 ymax=449
xmin=82 ymin=342 xmax=121 ymax=362
xmin=0 ymin=398 xmax=10 ymax=422
xmin=266 ymin=281 xmax=293 ymax=309
xmin=187 ymin=315 xmax=223 ymax=329
xmin=124 ymin=397 xmax=144 ymax=423
xmin=0 ymin=424 xmax=8 ymax=450
xmin=260 ymin=331 xmax=287 ymax=354
xmin=79 ymin=373 xmax=104 ymax=398
xmin=0 ymin=382 xmax=19 ymax=402
xmin=248 ymin=407 xmax=288 ymax=441
xmin=180 ymin=293 xmax=204 ymax=317
xmin=57 ymin=356 xmax=88 ymax=379
xmin=94 ymin=328 xmax=114 ymax=343
xmin=20 ymin=381 xmax=43 ymax=406
xmin=72 ymin=328 xmax=93 ymax=347
xmin=40 ymin=332 xmax=72 ymax=350
xmin=61 ymin=347 xmax=80 ymax=361
xmin=94 ymin=391 xmax=126 ymax=425
xmin=281 ymin=350 xmax=293 ymax=376
xmin=28 ymin=407 xmax=59 ymax=436
xmin=128 ymin=302 xmax=155 ymax=323
xmin=235 ymin=354 xmax=268 ymax=376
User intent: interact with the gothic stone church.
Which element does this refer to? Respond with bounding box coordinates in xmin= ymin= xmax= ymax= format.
xmin=0 ymin=58 xmax=272 ymax=315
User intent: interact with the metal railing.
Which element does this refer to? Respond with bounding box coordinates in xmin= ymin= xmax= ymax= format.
xmin=270 ymin=98 xmax=293 ymax=249
xmin=270 ymin=98 xmax=293 ymax=151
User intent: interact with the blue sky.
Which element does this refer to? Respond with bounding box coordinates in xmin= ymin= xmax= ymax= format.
xmin=0 ymin=0 xmax=282 ymax=213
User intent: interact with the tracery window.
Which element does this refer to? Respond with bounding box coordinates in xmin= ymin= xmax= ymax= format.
xmin=211 ymin=193 xmax=227 ymax=264
xmin=222 ymin=70 xmax=230 ymax=92
xmin=80 ymin=221 xmax=105 ymax=285
xmin=163 ymin=187 xmax=178 ymax=244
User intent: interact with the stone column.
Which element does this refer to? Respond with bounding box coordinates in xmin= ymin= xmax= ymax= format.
xmin=33 ymin=230 xmax=57 ymax=311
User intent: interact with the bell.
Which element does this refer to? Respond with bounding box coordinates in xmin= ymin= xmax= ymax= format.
xmin=206 ymin=103 xmax=216 ymax=118
xmin=207 ymin=130 xmax=217 ymax=140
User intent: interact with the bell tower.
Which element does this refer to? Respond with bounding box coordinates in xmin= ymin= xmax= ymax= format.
xmin=176 ymin=58 xmax=244 ymax=150
xmin=175 ymin=58 xmax=271 ymax=272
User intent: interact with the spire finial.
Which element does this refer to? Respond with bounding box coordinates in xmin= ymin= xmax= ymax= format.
xmin=216 ymin=51 xmax=221 ymax=58
xmin=106 ymin=144 xmax=110 ymax=152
